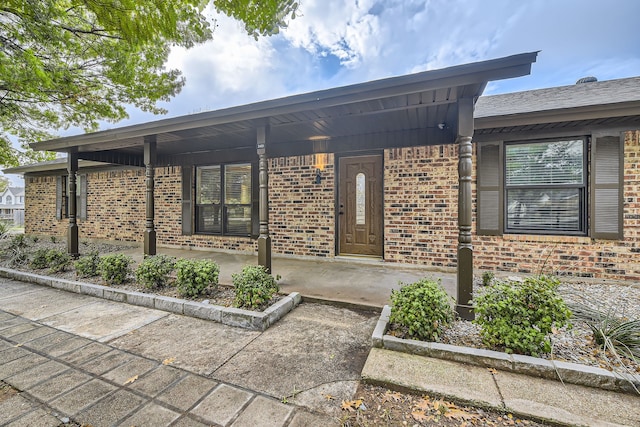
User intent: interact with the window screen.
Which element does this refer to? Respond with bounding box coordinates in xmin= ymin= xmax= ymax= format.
xmin=505 ymin=139 xmax=586 ymax=234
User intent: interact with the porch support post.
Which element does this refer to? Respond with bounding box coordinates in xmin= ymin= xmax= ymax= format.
xmin=67 ymin=151 xmax=79 ymax=257
xmin=257 ymin=125 xmax=271 ymax=272
xmin=456 ymin=97 xmax=475 ymax=320
xmin=144 ymin=137 xmax=157 ymax=256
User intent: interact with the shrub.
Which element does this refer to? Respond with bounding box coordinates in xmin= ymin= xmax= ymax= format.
xmin=481 ymin=271 xmax=495 ymax=286
xmin=75 ymin=251 xmax=100 ymax=277
xmin=389 ymin=279 xmax=454 ymax=341
xmin=0 ymin=221 xmax=9 ymax=238
xmin=7 ymin=234 xmax=29 ymax=266
xmin=175 ymin=259 xmax=219 ymax=297
xmin=45 ymin=249 xmax=72 ymax=273
xmin=135 ymin=255 xmax=175 ymax=289
xmin=473 ymin=275 xmax=572 ymax=356
xmin=99 ymin=253 xmax=132 ymax=285
xmin=232 ymin=265 xmax=279 ymax=309
xmin=30 ymin=248 xmax=50 ymax=269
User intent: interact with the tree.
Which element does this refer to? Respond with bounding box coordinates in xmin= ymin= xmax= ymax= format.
xmin=0 ymin=176 xmax=9 ymax=193
xmin=0 ymin=0 xmax=298 ymax=166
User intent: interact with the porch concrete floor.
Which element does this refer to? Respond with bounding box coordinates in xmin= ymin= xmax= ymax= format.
xmin=119 ymin=246 xmax=457 ymax=308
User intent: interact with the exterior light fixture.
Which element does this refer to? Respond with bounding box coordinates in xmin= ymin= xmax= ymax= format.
xmin=315 ymin=168 xmax=322 ymax=184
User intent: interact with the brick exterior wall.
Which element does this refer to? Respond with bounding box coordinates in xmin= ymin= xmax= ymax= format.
xmin=269 ymin=154 xmax=335 ymax=257
xmin=25 ymin=176 xmax=66 ymax=236
xmin=382 ymin=131 xmax=640 ymax=281
xmin=384 ymin=145 xmax=459 ymax=268
xmin=22 ymin=131 xmax=640 ymax=280
xmin=475 ymin=130 xmax=640 ymax=281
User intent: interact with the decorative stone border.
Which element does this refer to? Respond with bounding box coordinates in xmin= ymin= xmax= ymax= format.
xmin=373 ymin=305 xmax=640 ymax=395
xmin=0 ymin=267 xmax=300 ymax=331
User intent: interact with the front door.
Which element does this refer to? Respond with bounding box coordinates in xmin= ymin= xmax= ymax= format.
xmin=338 ymin=155 xmax=383 ymax=256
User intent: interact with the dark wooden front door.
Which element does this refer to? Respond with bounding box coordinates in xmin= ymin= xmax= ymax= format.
xmin=338 ymin=155 xmax=383 ymax=256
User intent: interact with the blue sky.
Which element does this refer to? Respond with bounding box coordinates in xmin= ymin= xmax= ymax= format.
xmin=6 ymin=0 xmax=640 ymax=184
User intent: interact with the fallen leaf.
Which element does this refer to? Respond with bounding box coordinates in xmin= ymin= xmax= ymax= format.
xmin=14 ymin=343 xmax=23 ymax=347
xmin=162 ymin=357 xmax=176 ymax=365
xmin=487 ymin=368 xmax=498 ymax=375
xmin=123 ymin=375 xmax=138 ymax=385
xmin=444 ymin=408 xmax=479 ymax=421
xmin=386 ymin=391 xmax=403 ymax=402
xmin=411 ymin=409 xmax=432 ymax=422
xmin=414 ymin=397 xmax=431 ymax=411
xmin=341 ymin=399 xmax=364 ymax=412
xmin=324 ymin=394 xmax=335 ymax=401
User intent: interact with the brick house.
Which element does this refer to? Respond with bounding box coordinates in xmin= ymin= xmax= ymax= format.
xmin=6 ymin=52 xmax=640 ymax=315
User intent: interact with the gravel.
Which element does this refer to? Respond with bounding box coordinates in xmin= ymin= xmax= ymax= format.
xmin=440 ymin=279 xmax=640 ymax=375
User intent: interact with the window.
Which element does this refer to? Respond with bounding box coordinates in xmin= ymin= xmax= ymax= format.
xmin=56 ymin=175 xmax=87 ymax=220
xmin=195 ymin=163 xmax=253 ymax=236
xmin=5 ymin=195 xmax=11 ymax=205
xmin=477 ymin=134 xmax=623 ymax=239
xmin=504 ymin=139 xmax=586 ymax=234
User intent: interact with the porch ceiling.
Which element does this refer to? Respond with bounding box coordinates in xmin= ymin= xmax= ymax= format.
xmin=30 ymin=52 xmax=538 ymax=166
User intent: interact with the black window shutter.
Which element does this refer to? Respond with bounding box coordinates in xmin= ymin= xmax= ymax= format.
xmin=78 ymin=175 xmax=87 ymax=220
xmin=477 ymin=142 xmax=503 ymax=235
xmin=181 ymin=166 xmax=193 ymax=235
xmin=591 ymin=133 xmax=623 ymax=239
xmin=55 ymin=176 xmax=63 ymax=220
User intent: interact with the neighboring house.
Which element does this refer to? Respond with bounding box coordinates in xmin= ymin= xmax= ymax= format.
xmin=0 ymin=187 xmax=25 ymax=226
xmin=5 ymin=52 xmax=640 ymax=308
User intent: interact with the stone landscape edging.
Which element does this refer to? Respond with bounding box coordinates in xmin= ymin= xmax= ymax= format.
xmin=372 ymin=305 xmax=640 ymax=395
xmin=0 ymin=267 xmax=300 ymax=331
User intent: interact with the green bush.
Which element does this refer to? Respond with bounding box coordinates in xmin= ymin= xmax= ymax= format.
xmin=232 ymin=265 xmax=279 ymax=309
xmin=75 ymin=251 xmax=100 ymax=277
xmin=389 ymin=279 xmax=454 ymax=341
xmin=481 ymin=271 xmax=495 ymax=286
xmin=473 ymin=275 xmax=572 ymax=356
xmin=45 ymin=249 xmax=71 ymax=273
xmin=135 ymin=255 xmax=175 ymax=289
xmin=99 ymin=253 xmax=132 ymax=285
xmin=30 ymin=248 xmax=71 ymax=272
xmin=30 ymin=248 xmax=50 ymax=269
xmin=6 ymin=234 xmax=29 ymax=266
xmin=174 ymin=258 xmax=219 ymax=297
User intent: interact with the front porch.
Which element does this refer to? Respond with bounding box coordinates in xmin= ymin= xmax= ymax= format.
xmin=116 ymin=244 xmax=457 ymax=308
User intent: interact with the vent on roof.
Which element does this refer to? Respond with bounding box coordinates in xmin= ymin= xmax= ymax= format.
xmin=576 ymin=76 xmax=598 ymax=84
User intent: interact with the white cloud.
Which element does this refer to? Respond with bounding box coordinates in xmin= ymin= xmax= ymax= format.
xmin=109 ymin=0 xmax=640 ymax=121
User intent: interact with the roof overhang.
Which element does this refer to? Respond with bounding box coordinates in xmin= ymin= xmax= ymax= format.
xmin=474 ymin=76 xmax=640 ymax=140
xmin=28 ymin=52 xmax=538 ymax=167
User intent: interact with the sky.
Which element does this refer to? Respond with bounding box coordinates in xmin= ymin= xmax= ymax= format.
xmin=6 ymin=0 xmax=640 ymax=185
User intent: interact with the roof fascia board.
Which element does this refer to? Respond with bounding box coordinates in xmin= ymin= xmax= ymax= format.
xmin=475 ymin=101 xmax=640 ymax=129
xmin=32 ymin=52 xmax=537 ymax=152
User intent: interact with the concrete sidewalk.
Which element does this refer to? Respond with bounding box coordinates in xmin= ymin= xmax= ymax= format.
xmin=362 ymin=348 xmax=640 ymax=427
xmin=3 ymin=275 xmax=640 ymax=426
xmin=1 ymin=278 xmax=376 ymax=426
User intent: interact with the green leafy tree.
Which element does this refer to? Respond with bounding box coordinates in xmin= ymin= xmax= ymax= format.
xmin=0 ymin=176 xmax=9 ymax=192
xmin=0 ymin=0 xmax=298 ymax=166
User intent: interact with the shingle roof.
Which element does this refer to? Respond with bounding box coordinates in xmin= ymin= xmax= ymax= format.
xmin=475 ymin=77 xmax=640 ymax=118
